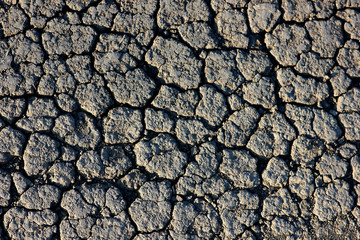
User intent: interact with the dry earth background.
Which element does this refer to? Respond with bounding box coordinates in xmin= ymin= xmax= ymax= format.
xmin=0 ymin=0 xmax=359 ymax=239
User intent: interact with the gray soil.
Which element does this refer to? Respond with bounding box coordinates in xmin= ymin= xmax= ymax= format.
xmin=0 ymin=0 xmax=360 ymax=239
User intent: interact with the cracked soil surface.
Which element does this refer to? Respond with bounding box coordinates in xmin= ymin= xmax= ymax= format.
xmin=0 ymin=0 xmax=360 ymax=239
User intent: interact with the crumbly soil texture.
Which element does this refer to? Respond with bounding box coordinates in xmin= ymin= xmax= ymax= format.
xmin=0 ymin=0 xmax=360 ymax=239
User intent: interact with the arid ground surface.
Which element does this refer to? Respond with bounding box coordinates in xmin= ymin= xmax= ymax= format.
xmin=0 ymin=0 xmax=360 ymax=239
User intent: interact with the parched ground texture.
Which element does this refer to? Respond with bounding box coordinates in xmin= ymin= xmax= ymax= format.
xmin=0 ymin=0 xmax=360 ymax=239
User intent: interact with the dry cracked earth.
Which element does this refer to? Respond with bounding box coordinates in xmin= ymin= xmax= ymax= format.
xmin=0 ymin=0 xmax=359 ymax=239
